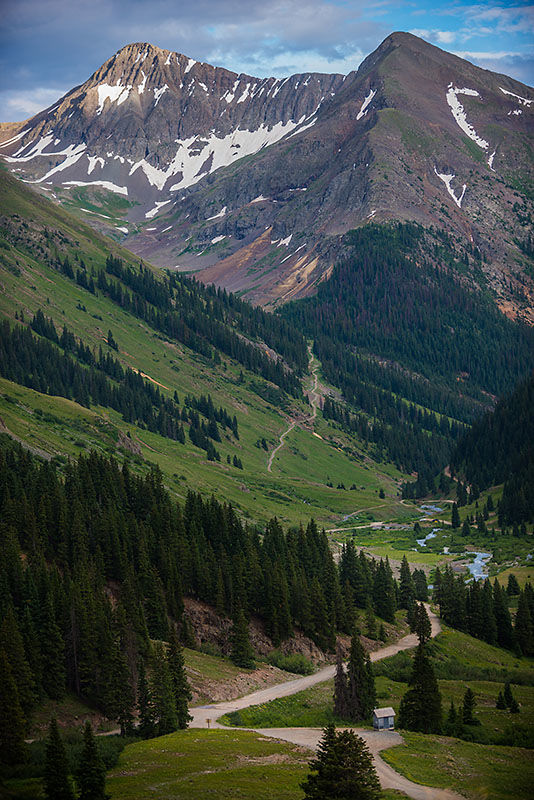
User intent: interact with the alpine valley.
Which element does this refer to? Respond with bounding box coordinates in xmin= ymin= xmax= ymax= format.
xmin=0 ymin=29 xmax=534 ymax=800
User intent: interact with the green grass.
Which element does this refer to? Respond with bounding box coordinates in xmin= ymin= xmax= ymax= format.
xmin=382 ymin=732 xmax=533 ymax=800
xmin=219 ymin=626 xmax=534 ymax=742
xmin=374 ymin=625 xmax=534 ymax=686
xmin=0 ymin=169 xmax=413 ymax=527
xmin=106 ymin=729 xmax=311 ymax=800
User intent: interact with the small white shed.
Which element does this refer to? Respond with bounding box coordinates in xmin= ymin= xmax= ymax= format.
xmin=373 ymin=707 xmax=395 ymax=730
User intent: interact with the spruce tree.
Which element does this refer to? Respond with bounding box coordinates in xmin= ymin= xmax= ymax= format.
xmin=151 ymin=642 xmax=177 ymax=735
xmin=0 ymin=649 xmax=26 ymax=767
xmin=301 ymin=724 xmax=380 ymax=800
xmin=515 ymin=591 xmax=533 ymax=656
xmin=496 ymin=691 xmax=506 ymax=710
xmin=365 ymin=600 xmax=377 ymax=639
xmin=462 ymin=688 xmax=477 ymax=725
xmin=76 ymin=722 xmax=108 ymax=800
xmin=1 ymin=606 xmax=37 ymax=722
xmin=137 ymin=660 xmax=155 ymax=739
xmin=445 ymin=699 xmax=457 ymax=735
xmin=167 ymin=628 xmax=192 ymax=729
xmin=451 ymin=503 xmax=460 ymax=529
xmin=503 ymin=681 xmax=514 ymax=708
xmin=44 ymin=718 xmax=74 ymax=800
xmin=399 ymin=555 xmax=416 ymax=610
xmin=415 ymin=603 xmax=431 ymax=644
xmin=398 ymin=643 xmax=442 ymax=734
xmin=230 ymin=608 xmax=255 ymax=669
xmin=333 ymin=645 xmax=348 ymax=719
xmin=346 ymin=634 xmax=375 ymax=722
xmin=40 ymin=596 xmax=66 ymax=700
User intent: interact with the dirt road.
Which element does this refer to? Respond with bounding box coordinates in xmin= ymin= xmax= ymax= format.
xmin=189 ymin=606 xmax=462 ymax=800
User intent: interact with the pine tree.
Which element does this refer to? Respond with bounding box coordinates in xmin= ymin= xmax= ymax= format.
xmin=76 ymin=722 xmax=109 ymax=800
xmin=462 ymin=688 xmax=476 ymax=725
xmin=515 ymin=591 xmax=533 ymax=656
xmin=301 ymin=724 xmax=380 ymax=800
xmin=415 ymin=603 xmax=431 ymax=644
xmin=503 ymin=681 xmax=514 ymax=708
xmin=398 ymin=643 xmax=441 ymax=734
xmin=399 ymin=556 xmax=416 ymax=611
xmin=44 ymin=718 xmax=75 ymax=800
xmin=151 ymin=642 xmax=177 ymax=735
xmin=1 ymin=606 xmax=37 ymax=722
xmin=105 ymin=633 xmax=134 ymax=736
xmin=509 ymin=697 xmax=520 ymax=714
xmin=137 ymin=660 xmax=155 ymax=739
xmin=445 ymin=699 xmax=457 ymax=734
xmin=0 ymin=649 xmax=27 ymax=767
xmin=496 ymin=691 xmax=506 ymax=710
xmin=346 ymin=634 xmax=375 ymax=722
xmin=451 ymin=503 xmax=460 ymax=529
xmin=230 ymin=608 xmax=255 ymax=669
xmin=40 ymin=596 xmax=66 ymax=700
xmin=365 ymin=600 xmax=377 ymax=639
xmin=333 ymin=645 xmax=348 ymax=719
xmin=167 ymin=628 xmax=192 ymax=729
xmin=506 ymin=574 xmax=520 ymax=596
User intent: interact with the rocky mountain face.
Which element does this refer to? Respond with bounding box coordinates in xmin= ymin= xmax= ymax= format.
xmin=1 ymin=33 xmax=533 ymax=312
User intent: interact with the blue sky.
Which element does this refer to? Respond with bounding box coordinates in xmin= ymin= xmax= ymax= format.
xmin=0 ymin=0 xmax=532 ymax=121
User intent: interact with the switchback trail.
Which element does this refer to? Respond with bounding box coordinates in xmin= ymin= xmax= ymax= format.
xmin=267 ymin=345 xmax=320 ymax=473
xmin=190 ymin=606 xmax=462 ymax=800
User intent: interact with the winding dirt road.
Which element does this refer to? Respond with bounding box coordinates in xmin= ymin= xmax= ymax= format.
xmin=190 ymin=606 xmax=462 ymax=800
xmin=267 ymin=346 xmax=320 ymax=473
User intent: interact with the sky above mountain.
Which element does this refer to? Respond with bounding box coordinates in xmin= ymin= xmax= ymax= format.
xmin=1 ymin=0 xmax=532 ymax=122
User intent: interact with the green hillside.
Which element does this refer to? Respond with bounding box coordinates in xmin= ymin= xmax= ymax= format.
xmin=0 ymin=169 xmax=409 ymax=527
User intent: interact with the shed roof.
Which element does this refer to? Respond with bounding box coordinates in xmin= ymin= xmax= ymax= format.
xmin=373 ymin=707 xmax=395 ymax=718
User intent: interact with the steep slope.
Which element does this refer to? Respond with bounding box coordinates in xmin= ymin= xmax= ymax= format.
xmin=450 ymin=370 xmax=534 ymax=525
xmin=0 ymin=168 xmax=410 ymax=527
xmin=1 ymin=34 xmax=532 ymax=311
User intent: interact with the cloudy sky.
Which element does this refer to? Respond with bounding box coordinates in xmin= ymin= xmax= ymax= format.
xmin=1 ymin=0 xmax=532 ymax=122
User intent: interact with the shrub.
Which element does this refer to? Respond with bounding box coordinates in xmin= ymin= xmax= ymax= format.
xmin=267 ymin=650 xmax=315 ymax=675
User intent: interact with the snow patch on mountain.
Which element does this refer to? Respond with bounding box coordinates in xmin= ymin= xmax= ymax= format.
xmin=434 ymin=167 xmax=466 ymax=208
xmin=87 ymin=156 xmax=105 ymax=174
xmin=207 ymin=206 xmax=227 ymax=220
xmin=153 ymin=85 xmax=168 ymax=106
xmin=499 ymin=87 xmax=532 ymax=107
xmin=63 ymin=180 xmax=128 ymax=196
xmin=446 ymin=85 xmax=489 ymax=149
xmin=0 ymin=128 xmax=31 ymax=148
xmin=145 ymin=199 xmax=173 ymax=219
xmin=357 ymin=89 xmax=376 ymax=121
xmin=138 ymin=71 xmax=149 ymax=94
xmin=97 ymin=82 xmax=131 ymax=114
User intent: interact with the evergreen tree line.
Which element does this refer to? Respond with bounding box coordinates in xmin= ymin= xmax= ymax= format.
xmin=450 ymin=371 xmax=534 ymax=524
xmin=96 ymin=256 xmax=303 ymax=396
xmin=0 ymin=441 xmax=420 ymax=735
xmin=322 ymin=394 xmax=464 ymax=476
xmin=433 ymin=565 xmax=534 ymax=656
xmin=282 ymin=223 xmax=534 ymax=397
xmin=0 ymin=320 xmax=239 ymax=460
xmin=281 ymin=223 xmax=534 ymax=475
xmin=105 ymin=255 xmax=308 ymax=373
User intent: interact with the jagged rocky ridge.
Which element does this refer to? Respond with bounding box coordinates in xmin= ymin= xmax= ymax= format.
xmin=1 ymin=33 xmax=533 ymax=309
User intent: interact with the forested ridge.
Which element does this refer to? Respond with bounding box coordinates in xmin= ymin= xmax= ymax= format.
xmin=450 ymin=371 xmax=534 ymax=524
xmin=282 ymin=223 xmax=534 ymax=475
